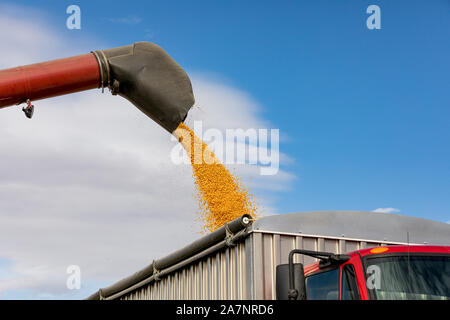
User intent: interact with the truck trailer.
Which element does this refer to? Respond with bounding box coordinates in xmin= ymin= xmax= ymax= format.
xmin=87 ymin=211 xmax=450 ymax=300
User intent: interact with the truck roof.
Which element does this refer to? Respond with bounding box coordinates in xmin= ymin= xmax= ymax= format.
xmin=251 ymin=211 xmax=450 ymax=246
xmin=357 ymin=244 xmax=450 ymax=257
xmin=304 ymin=245 xmax=450 ymax=276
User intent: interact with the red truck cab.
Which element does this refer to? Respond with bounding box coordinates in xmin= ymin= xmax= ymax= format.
xmin=301 ymin=245 xmax=450 ymax=300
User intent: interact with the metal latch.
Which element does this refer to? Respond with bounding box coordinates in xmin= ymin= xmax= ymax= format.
xmin=225 ymin=223 xmax=235 ymax=247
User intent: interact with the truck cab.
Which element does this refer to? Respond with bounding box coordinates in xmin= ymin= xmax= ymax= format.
xmin=278 ymin=245 xmax=450 ymax=300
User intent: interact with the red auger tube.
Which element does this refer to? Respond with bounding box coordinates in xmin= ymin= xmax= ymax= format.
xmin=0 ymin=42 xmax=195 ymax=133
xmin=0 ymin=53 xmax=100 ymax=108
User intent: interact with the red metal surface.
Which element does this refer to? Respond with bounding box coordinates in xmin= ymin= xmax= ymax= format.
xmin=357 ymin=245 xmax=450 ymax=257
xmin=339 ymin=254 xmax=370 ymax=300
xmin=303 ymin=261 xmax=321 ymax=276
xmin=304 ymin=246 xmax=450 ymax=276
xmin=0 ymin=53 xmax=100 ymax=108
xmin=303 ymin=245 xmax=450 ymax=300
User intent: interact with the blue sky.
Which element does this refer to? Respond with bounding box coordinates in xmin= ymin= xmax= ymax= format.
xmin=0 ymin=0 xmax=448 ymax=299
xmin=43 ymin=0 xmax=450 ymax=222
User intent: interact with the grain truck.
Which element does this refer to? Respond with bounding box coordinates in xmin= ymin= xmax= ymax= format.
xmin=86 ymin=211 xmax=450 ymax=300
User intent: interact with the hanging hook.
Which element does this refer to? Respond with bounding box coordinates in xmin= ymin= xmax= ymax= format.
xmin=22 ymin=99 xmax=34 ymax=119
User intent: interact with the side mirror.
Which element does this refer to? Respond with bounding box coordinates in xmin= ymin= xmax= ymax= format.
xmin=276 ymin=263 xmax=306 ymax=300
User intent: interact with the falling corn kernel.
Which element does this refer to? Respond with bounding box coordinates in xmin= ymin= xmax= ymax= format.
xmin=173 ymin=122 xmax=258 ymax=233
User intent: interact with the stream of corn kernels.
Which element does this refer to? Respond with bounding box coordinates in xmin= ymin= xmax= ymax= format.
xmin=173 ymin=122 xmax=258 ymax=233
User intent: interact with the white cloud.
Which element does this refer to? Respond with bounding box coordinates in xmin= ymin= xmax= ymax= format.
xmin=373 ymin=208 xmax=401 ymax=214
xmin=0 ymin=5 xmax=295 ymax=299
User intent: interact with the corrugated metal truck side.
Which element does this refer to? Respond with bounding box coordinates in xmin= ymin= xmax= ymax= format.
xmin=87 ymin=211 xmax=450 ymax=300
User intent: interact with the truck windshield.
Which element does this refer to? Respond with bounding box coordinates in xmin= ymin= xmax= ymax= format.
xmin=365 ymin=254 xmax=450 ymax=300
